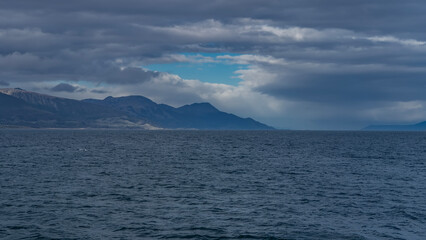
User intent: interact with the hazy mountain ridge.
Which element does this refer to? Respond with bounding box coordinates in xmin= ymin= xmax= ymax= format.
xmin=363 ymin=121 xmax=426 ymax=131
xmin=0 ymin=88 xmax=273 ymax=129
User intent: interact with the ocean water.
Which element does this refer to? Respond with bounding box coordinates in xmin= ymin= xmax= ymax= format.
xmin=0 ymin=130 xmax=425 ymax=240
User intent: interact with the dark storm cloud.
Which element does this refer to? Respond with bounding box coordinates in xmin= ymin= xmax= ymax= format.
xmin=259 ymin=72 xmax=426 ymax=103
xmin=50 ymin=83 xmax=85 ymax=93
xmin=91 ymin=89 xmax=108 ymax=94
xmin=101 ymin=67 xmax=161 ymax=84
xmin=0 ymin=81 xmax=9 ymax=86
xmin=1 ymin=1 xmax=424 ymax=33
xmin=1 ymin=0 xmax=426 ymax=128
xmin=252 ymin=59 xmax=426 ymax=103
xmin=3 ymin=1 xmax=425 ymax=27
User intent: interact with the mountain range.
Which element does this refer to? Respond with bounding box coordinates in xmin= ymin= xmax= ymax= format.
xmin=0 ymin=88 xmax=273 ymax=130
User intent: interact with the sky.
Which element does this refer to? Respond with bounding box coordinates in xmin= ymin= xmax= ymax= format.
xmin=1 ymin=0 xmax=426 ymax=130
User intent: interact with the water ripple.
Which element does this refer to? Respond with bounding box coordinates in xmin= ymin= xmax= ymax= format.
xmin=0 ymin=130 xmax=425 ymax=239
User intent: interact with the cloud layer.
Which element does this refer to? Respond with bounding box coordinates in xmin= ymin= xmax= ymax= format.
xmin=1 ymin=0 xmax=426 ymax=129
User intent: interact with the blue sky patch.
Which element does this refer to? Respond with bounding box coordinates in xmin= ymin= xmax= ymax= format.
xmin=144 ymin=53 xmax=248 ymax=85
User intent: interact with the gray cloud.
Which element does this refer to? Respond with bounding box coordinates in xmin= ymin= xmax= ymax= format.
xmin=252 ymin=62 xmax=426 ymax=103
xmin=1 ymin=1 xmax=423 ymax=33
xmin=50 ymin=83 xmax=85 ymax=93
xmin=101 ymin=67 xmax=160 ymax=84
xmin=0 ymin=81 xmax=9 ymax=86
xmin=91 ymin=89 xmax=109 ymax=94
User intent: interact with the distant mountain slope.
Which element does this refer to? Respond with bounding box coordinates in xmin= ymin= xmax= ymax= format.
xmin=0 ymin=88 xmax=273 ymax=129
xmin=0 ymin=92 xmax=55 ymax=127
xmin=363 ymin=121 xmax=426 ymax=131
xmin=173 ymin=103 xmax=273 ymax=129
xmin=83 ymin=96 xmax=273 ymax=130
xmin=83 ymin=95 xmax=174 ymax=121
xmin=0 ymin=88 xmax=122 ymax=120
xmin=0 ymin=88 xmax=144 ymax=128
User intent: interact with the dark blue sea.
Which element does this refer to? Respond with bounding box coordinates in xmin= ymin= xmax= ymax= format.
xmin=0 ymin=130 xmax=425 ymax=239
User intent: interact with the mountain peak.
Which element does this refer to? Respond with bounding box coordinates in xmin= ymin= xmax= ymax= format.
xmin=179 ymin=102 xmax=218 ymax=112
xmin=191 ymin=102 xmax=215 ymax=107
xmin=101 ymin=95 xmax=156 ymax=105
